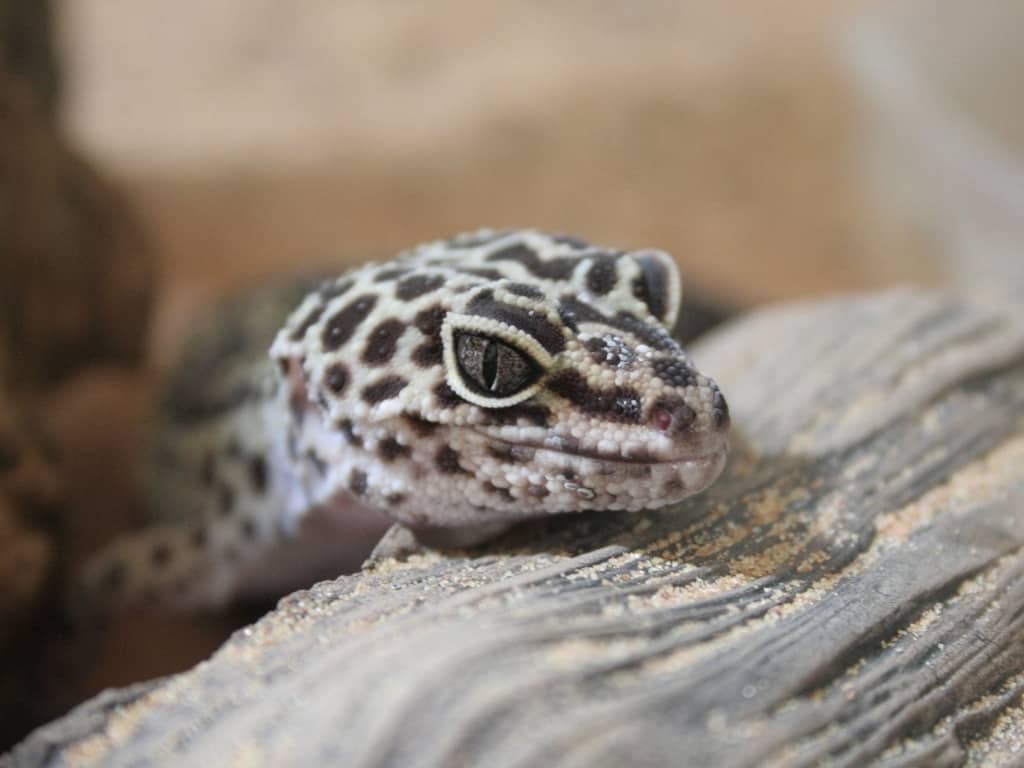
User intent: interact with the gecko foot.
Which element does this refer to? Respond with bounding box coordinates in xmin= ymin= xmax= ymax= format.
xmin=366 ymin=520 xmax=513 ymax=565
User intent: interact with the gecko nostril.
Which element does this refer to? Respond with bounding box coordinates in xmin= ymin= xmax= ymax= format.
xmin=652 ymin=408 xmax=674 ymax=432
xmin=651 ymin=400 xmax=696 ymax=434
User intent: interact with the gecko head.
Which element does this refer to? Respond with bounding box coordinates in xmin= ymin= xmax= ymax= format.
xmin=271 ymin=230 xmax=729 ymax=527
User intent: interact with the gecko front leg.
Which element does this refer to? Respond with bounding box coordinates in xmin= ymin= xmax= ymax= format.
xmin=368 ymin=520 xmax=513 ymax=563
xmin=79 ymin=491 xmax=393 ymax=612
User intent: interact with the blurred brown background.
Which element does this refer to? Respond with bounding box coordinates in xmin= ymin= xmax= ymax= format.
xmin=59 ymin=0 xmax=889 ymax=334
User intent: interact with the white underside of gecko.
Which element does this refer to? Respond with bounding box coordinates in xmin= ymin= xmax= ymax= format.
xmin=81 ymin=229 xmax=730 ymax=610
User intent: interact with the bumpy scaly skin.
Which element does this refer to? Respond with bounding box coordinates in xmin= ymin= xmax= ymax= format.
xmin=82 ymin=230 xmax=729 ymax=610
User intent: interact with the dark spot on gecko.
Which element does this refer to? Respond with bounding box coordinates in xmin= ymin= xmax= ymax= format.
xmin=558 ymin=306 xmax=579 ymax=333
xmin=503 ymin=282 xmax=545 ymax=299
xmin=290 ymin=303 xmax=325 ymax=341
xmin=552 ymin=234 xmax=589 ymax=248
xmin=562 ymin=468 xmax=577 ymax=482
xmin=336 ymin=418 xmax=364 ymax=447
xmin=319 ymin=278 xmax=354 ymax=302
xmin=433 ymin=381 xmax=465 ymax=408
xmin=712 ymin=388 xmax=730 ymax=430
xmin=435 ymin=445 xmax=469 ymax=475
xmin=218 ymin=486 xmax=235 ymax=517
xmin=548 ymin=371 xmax=642 ymax=423
xmin=199 ymin=451 xmax=216 ymax=488
xmin=190 ymin=526 xmax=207 ymax=549
xmin=305 ymin=450 xmax=327 ymax=476
xmin=584 ymin=336 xmax=629 ymax=367
xmin=631 ymin=251 xmax=672 ymax=321
xmin=362 ymin=318 xmax=406 ymax=365
xmin=487 ymin=443 xmax=535 ymax=463
xmin=361 ymin=376 xmax=408 ymax=404
xmin=395 ymin=273 xmax=445 ymax=301
xmin=664 ymin=478 xmax=685 ymax=495
xmin=249 ymin=455 xmax=268 ymax=493
xmin=404 ymin=415 xmax=438 ymax=436
xmin=487 ymin=242 xmax=580 ymax=281
xmin=374 ymin=267 xmax=412 ymax=282
xmin=651 ymin=356 xmax=696 ymax=388
xmin=559 ymin=295 xmax=677 ymax=352
xmin=385 ymin=492 xmax=407 ymax=505
xmin=240 ymin=518 xmax=257 ymax=540
xmin=527 ymin=484 xmax=550 ymax=499
xmin=411 ymin=305 xmax=446 ymax=367
xmin=483 ymin=481 xmax=515 ymax=501
xmin=412 ymin=339 xmax=444 ymax=368
xmin=151 ymin=542 xmax=172 ymax=568
xmin=467 ymin=290 xmax=566 ymax=355
xmin=322 ymin=294 xmax=378 ymax=351
xmin=413 ymin=304 xmax=446 ymax=336
xmin=377 ymin=436 xmax=410 ymax=462
xmin=324 ymin=362 xmax=350 ymax=395
xmin=585 ymin=253 xmax=621 ymax=295
xmin=487 ymin=444 xmax=513 ymax=462
xmin=349 ymin=468 xmax=368 ymax=496
xmin=277 ymin=357 xmax=291 ymax=377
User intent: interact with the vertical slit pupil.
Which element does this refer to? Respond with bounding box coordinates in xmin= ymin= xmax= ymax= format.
xmin=483 ymin=340 xmax=499 ymax=391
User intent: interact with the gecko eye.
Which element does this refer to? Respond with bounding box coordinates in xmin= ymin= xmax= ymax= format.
xmin=453 ymin=332 xmax=541 ymax=399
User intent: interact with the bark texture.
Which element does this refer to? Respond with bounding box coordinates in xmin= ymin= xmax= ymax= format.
xmin=9 ymin=289 xmax=1024 ymax=768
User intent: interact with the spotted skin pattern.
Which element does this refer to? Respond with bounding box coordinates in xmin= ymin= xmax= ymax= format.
xmin=81 ymin=230 xmax=730 ymax=610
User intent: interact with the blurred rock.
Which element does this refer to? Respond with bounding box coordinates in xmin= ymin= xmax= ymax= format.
xmin=0 ymin=70 xmax=154 ymax=393
xmin=0 ymin=0 xmax=58 ymax=114
xmin=0 ymin=391 xmax=63 ymax=751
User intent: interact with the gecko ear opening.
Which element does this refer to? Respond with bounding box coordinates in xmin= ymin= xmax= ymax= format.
xmin=628 ymin=249 xmax=682 ymax=328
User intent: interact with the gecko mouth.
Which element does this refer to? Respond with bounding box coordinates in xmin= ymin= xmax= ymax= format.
xmin=475 ymin=433 xmax=729 ymax=508
xmin=473 ymin=429 xmax=728 ymax=467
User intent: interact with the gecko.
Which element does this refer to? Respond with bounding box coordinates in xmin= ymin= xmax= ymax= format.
xmin=80 ymin=230 xmax=730 ymax=610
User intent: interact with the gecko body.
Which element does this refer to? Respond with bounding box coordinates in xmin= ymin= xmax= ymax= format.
xmin=82 ymin=230 xmax=729 ymax=608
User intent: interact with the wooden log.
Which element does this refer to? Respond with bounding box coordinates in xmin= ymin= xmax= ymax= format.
xmin=8 ymin=288 xmax=1024 ymax=767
